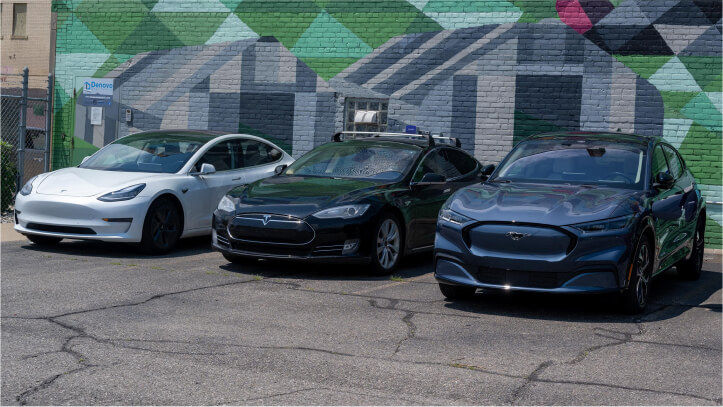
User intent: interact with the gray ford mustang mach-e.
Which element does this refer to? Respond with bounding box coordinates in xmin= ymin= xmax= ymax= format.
xmin=434 ymin=132 xmax=706 ymax=313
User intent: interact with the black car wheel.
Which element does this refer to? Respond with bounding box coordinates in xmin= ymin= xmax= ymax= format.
xmin=26 ymin=235 xmax=62 ymax=246
xmin=621 ymin=236 xmax=653 ymax=314
xmin=370 ymin=214 xmax=403 ymax=275
xmin=438 ymin=283 xmax=476 ymax=301
xmin=677 ymin=215 xmax=705 ymax=280
xmin=140 ymin=198 xmax=182 ymax=254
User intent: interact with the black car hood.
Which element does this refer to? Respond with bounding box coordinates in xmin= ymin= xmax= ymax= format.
xmin=231 ymin=175 xmax=384 ymax=218
xmin=450 ymin=182 xmax=642 ymax=226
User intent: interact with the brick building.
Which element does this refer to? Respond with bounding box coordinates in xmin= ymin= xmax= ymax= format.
xmin=49 ymin=0 xmax=722 ymax=245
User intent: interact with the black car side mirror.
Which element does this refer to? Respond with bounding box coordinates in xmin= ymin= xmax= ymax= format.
xmin=480 ymin=164 xmax=495 ymax=181
xmin=274 ymin=164 xmax=287 ymax=175
xmin=414 ymin=172 xmax=446 ymax=187
xmin=653 ymin=171 xmax=674 ymax=190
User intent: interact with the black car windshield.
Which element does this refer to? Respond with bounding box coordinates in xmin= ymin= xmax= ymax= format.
xmin=79 ymin=133 xmax=211 ymax=173
xmin=492 ymin=139 xmax=647 ymax=189
xmin=285 ymin=142 xmax=419 ymax=181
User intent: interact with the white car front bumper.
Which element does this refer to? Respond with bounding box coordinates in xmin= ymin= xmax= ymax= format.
xmin=14 ymin=193 xmax=151 ymax=242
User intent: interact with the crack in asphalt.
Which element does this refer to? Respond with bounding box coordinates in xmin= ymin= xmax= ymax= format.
xmin=4 ymin=265 xmax=722 ymax=404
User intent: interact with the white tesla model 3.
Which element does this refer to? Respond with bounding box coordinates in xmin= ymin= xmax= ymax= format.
xmin=14 ymin=130 xmax=293 ymax=253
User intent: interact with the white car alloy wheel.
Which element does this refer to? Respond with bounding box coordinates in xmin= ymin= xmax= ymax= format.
xmin=376 ymin=218 xmax=401 ymax=271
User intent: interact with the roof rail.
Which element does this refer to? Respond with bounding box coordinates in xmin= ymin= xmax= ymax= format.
xmin=332 ymin=131 xmax=461 ymax=148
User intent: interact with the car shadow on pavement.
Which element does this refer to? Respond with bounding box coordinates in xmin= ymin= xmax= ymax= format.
xmin=16 ymin=236 xmax=214 ymax=259
xmin=219 ymin=252 xmax=435 ymax=282
xmin=441 ymin=267 xmax=721 ymax=323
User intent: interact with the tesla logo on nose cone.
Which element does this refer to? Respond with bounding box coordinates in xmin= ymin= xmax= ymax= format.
xmin=262 ymin=215 xmax=271 ymax=225
xmin=506 ymin=231 xmax=530 ymax=241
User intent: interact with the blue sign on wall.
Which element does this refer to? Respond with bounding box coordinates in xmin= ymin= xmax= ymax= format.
xmin=79 ymin=78 xmax=113 ymax=107
xmin=405 ymin=125 xmax=417 ymax=134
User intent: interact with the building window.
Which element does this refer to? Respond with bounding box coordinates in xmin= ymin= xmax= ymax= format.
xmin=344 ymin=98 xmax=388 ymax=135
xmin=12 ymin=3 xmax=27 ymax=38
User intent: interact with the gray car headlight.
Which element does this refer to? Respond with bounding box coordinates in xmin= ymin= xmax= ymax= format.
xmin=313 ymin=204 xmax=370 ymax=219
xmin=97 ymin=184 xmax=146 ymax=202
xmin=438 ymin=208 xmax=473 ymax=225
xmin=19 ymin=176 xmax=37 ymax=196
xmin=571 ymin=215 xmax=634 ymax=233
xmin=217 ymin=195 xmax=236 ymax=212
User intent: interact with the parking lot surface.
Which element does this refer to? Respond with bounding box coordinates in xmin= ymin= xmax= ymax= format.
xmin=2 ymin=236 xmax=721 ymax=405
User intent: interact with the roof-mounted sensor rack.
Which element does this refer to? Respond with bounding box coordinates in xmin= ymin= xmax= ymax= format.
xmin=332 ymin=131 xmax=461 ymax=148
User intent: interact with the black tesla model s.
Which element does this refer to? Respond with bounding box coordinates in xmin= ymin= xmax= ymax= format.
xmin=212 ymin=132 xmax=488 ymax=274
xmin=435 ymin=132 xmax=706 ymax=313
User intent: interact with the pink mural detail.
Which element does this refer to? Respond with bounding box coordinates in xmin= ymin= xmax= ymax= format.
xmin=556 ymin=0 xmax=594 ymax=34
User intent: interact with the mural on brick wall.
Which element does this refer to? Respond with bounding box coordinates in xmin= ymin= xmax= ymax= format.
xmin=51 ymin=0 xmax=721 ymax=245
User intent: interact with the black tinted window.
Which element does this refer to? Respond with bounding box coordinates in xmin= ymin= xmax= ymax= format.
xmin=651 ymin=145 xmax=669 ymax=177
xmin=444 ymin=148 xmax=478 ymax=176
xmin=662 ymin=145 xmax=684 ymax=179
xmin=240 ymin=140 xmax=282 ymax=167
xmin=413 ymin=150 xmax=447 ymax=182
xmin=195 ymin=140 xmax=240 ymax=172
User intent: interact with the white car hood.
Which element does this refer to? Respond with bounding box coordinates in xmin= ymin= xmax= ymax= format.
xmin=36 ymin=168 xmax=162 ymax=197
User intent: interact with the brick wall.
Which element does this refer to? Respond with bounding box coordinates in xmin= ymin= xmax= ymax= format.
xmin=51 ymin=0 xmax=722 ymax=247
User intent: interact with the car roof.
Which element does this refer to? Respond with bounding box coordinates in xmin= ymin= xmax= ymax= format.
xmin=116 ymin=129 xmax=229 ymax=144
xmin=334 ymin=137 xmax=432 ymax=151
xmin=526 ymin=131 xmax=655 ymax=146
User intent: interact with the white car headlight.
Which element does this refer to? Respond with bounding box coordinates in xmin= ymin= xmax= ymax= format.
xmin=313 ymin=204 xmax=370 ymax=219
xmin=97 ymin=184 xmax=146 ymax=202
xmin=217 ymin=195 xmax=236 ymax=212
xmin=438 ymin=208 xmax=473 ymax=225
xmin=19 ymin=176 xmax=37 ymax=196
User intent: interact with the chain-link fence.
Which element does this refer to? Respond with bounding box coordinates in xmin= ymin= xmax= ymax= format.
xmin=0 ymin=68 xmax=53 ymax=212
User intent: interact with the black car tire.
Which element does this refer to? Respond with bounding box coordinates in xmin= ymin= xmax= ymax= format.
xmin=26 ymin=235 xmax=62 ymax=246
xmin=677 ymin=215 xmax=705 ymax=280
xmin=222 ymin=252 xmax=254 ymax=265
xmin=438 ymin=283 xmax=476 ymax=300
xmin=620 ymin=235 xmax=653 ymax=314
xmin=370 ymin=213 xmax=404 ymax=275
xmin=139 ymin=197 xmax=182 ymax=254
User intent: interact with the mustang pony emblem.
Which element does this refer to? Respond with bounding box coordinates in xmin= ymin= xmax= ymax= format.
xmin=262 ymin=215 xmax=271 ymax=225
xmin=506 ymin=231 xmax=530 ymax=241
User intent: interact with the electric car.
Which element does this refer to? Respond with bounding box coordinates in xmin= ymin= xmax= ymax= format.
xmin=434 ymin=132 xmax=706 ymax=313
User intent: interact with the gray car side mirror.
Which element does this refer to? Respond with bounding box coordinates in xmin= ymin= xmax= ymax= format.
xmin=191 ymin=163 xmax=216 ymax=176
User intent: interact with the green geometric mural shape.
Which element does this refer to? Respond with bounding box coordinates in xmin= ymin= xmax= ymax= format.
xmin=678 ymin=56 xmax=723 ymax=93
xmin=151 ymin=0 xmax=231 ymax=12
xmin=54 ymin=52 xmax=111 ymax=97
xmin=613 ymin=55 xmax=673 ymax=79
xmin=298 ymin=57 xmax=361 ymax=80
xmin=706 ymin=92 xmax=722 ymax=114
xmin=75 ymin=0 xmax=151 ymax=53
xmin=648 ymin=56 xmax=702 ymax=92
xmin=678 ymin=122 xmax=722 ymax=186
xmin=153 ymin=12 xmax=228 ymax=45
xmin=513 ymin=110 xmax=566 ymax=145
xmin=661 ymin=91 xmax=698 ymax=119
xmin=510 ymin=0 xmax=558 ymax=22
xmin=114 ymin=13 xmax=185 ymax=55
xmin=291 ymin=11 xmax=372 ymax=58
xmin=219 ymin=0 xmax=244 ymax=11
xmin=56 ymin=13 xmax=110 ymax=54
xmin=325 ymin=0 xmax=441 ymax=48
xmin=94 ymin=55 xmax=122 ymax=78
xmin=405 ymin=12 xmax=445 ymax=34
xmin=681 ymin=92 xmax=723 ymax=132
xmin=235 ymin=0 xmax=321 ymax=48
xmin=704 ymin=215 xmax=722 ymax=248
xmin=205 ymin=13 xmax=259 ymax=44
xmin=422 ymin=0 xmax=520 ymax=12
xmin=422 ymin=0 xmax=522 ymax=29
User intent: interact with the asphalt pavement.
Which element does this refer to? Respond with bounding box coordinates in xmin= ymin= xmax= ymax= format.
xmin=1 ymin=235 xmax=721 ymax=405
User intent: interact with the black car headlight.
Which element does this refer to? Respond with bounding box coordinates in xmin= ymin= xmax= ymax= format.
xmin=97 ymin=184 xmax=146 ymax=202
xmin=313 ymin=204 xmax=370 ymax=219
xmin=19 ymin=176 xmax=37 ymax=196
xmin=438 ymin=208 xmax=474 ymax=225
xmin=572 ymin=215 xmax=634 ymax=233
xmin=217 ymin=195 xmax=236 ymax=213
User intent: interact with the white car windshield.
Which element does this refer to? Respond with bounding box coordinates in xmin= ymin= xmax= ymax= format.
xmin=79 ymin=133 xmax=212 ymax=173
xmin=493 ymin=139 xmax=647 ymax=189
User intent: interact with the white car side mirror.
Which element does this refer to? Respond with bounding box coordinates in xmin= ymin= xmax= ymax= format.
xmin=192 ymin=163 xmax=216 ymax=176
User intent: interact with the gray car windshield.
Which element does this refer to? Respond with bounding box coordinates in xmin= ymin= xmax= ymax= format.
xmin=493 ymin=139 xmax=647 ymax=189
xmin=79 ymin=133 xmax=210 ymax=173
xmin=285 ymin=142 xmax=419 ymax=181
